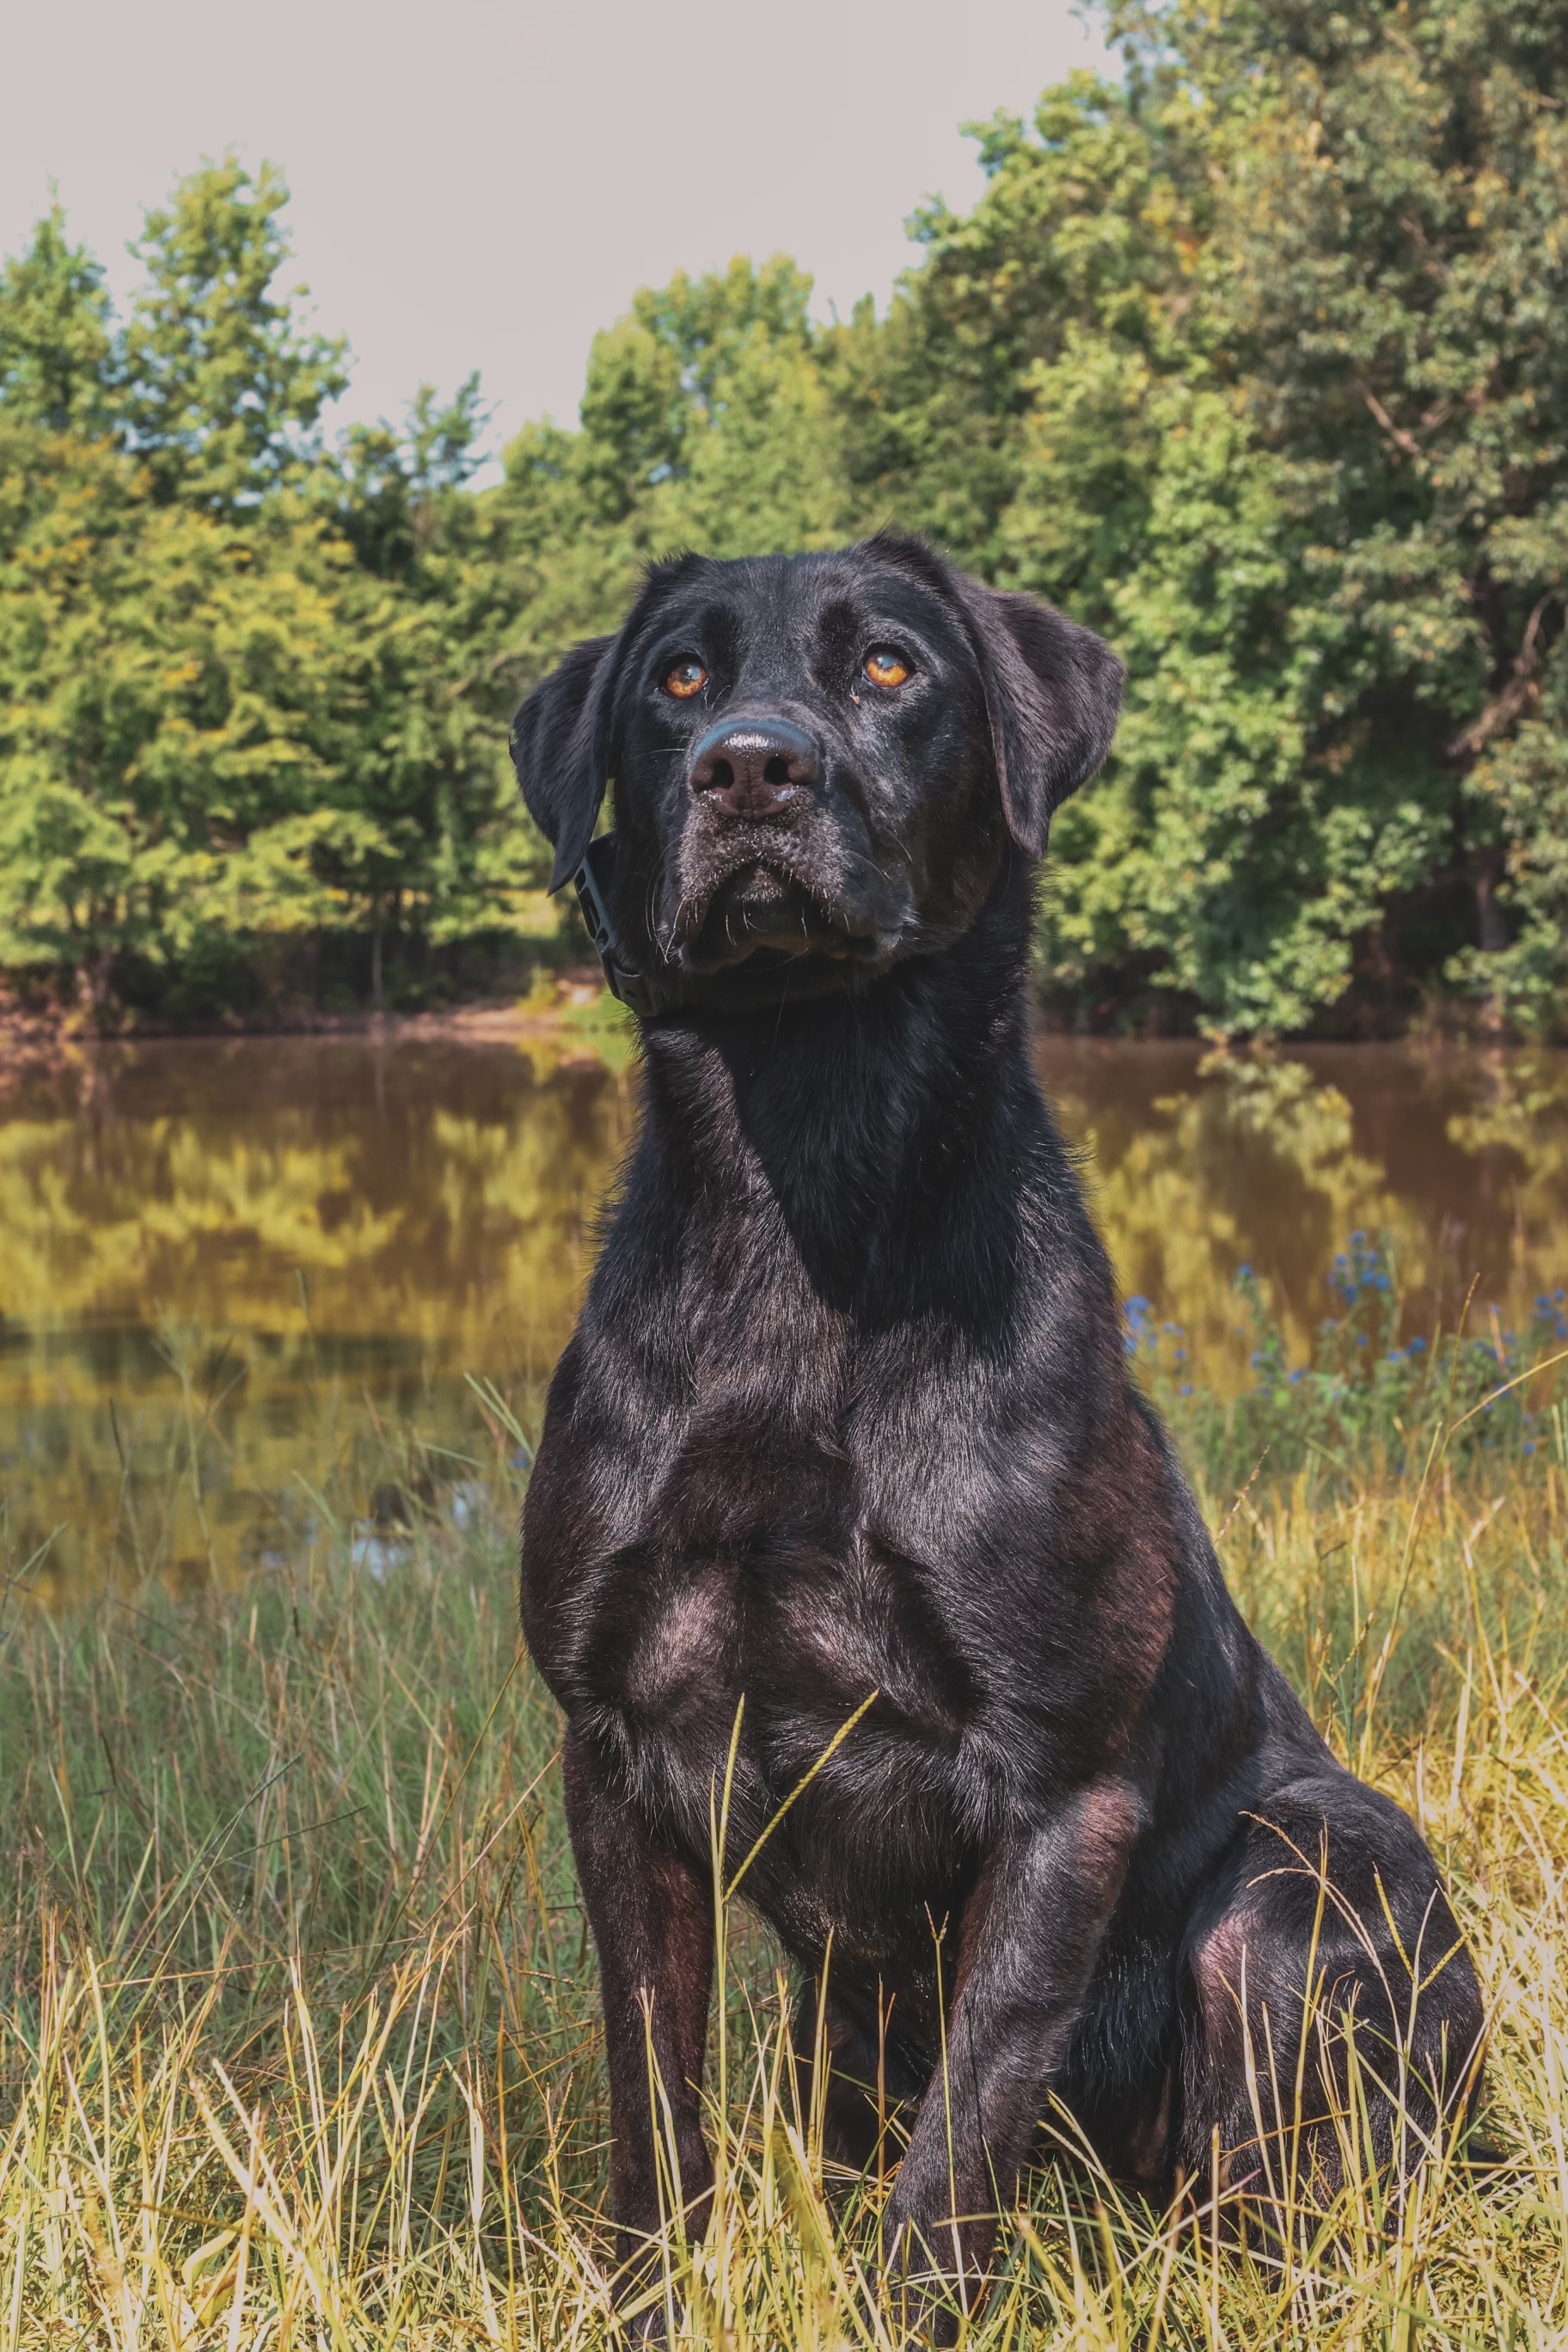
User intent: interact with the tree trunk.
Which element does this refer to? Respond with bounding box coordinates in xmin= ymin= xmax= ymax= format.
xmin=74 ymin=947 xmax=112 ymax=1030
xmin=1475 ymin=864 xmax=1507 ymax=954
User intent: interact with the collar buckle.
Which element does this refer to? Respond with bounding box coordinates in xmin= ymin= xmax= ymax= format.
xmin=570 ymin=834 xmax=664 ymax=1019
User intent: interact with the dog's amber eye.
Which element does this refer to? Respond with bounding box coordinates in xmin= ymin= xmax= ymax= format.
xmin=664 ymin=659 xmax=707 ymax=701
xmin=863 ymin=648 xmax=910 ymax=690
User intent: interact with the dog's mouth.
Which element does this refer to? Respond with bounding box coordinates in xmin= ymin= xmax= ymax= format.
xmin=673 ymin=861 xmax=885 ymax=977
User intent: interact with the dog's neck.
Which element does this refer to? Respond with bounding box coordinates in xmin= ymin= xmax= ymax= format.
xmin=635 ymin=866 xmax=1073 ymax=1320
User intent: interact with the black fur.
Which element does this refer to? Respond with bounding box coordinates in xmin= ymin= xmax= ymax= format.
xmin=511 ymin=536 xmax=1483 ymax=2319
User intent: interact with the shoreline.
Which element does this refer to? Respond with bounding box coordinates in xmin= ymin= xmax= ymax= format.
xmin=0 ymin=975 xmax=617 ymax=1067
xmin=0 ymin=983 xmax=1556 ymax=1064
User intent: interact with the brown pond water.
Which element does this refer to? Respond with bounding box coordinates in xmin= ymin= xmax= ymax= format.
xmin=3 ymin=1024 xmax=1565 ymax=1602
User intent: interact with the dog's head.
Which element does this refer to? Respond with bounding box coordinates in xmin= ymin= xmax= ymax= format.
xmin=510 ymin=534 xmax=1123 ymax=1011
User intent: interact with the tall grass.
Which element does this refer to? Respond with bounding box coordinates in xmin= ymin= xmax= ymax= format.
xmin=3 ymin=1368 xmax=1568 ymax=2347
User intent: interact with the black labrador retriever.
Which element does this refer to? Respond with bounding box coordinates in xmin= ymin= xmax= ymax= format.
xmin=510 ymin=534 xmax=1482 ymax=2313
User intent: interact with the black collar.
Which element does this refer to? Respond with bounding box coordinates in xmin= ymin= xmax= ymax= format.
xmin=568 ymin=835 xmax=688 ymax=1020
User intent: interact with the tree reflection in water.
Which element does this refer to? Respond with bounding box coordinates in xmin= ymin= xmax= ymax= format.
xmin=0 ymin=1028 xmax=1562 ymax=1601
xmin=1047 ymin=1040 xmax=1568 ymax=1388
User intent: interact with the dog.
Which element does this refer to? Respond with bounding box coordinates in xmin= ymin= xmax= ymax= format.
xmin=509 ymin=534 xmax=1483 ymax=2321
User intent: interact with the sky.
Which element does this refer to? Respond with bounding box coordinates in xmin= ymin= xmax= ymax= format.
xmin=2 ymin=0 xmax=1112 ymax=467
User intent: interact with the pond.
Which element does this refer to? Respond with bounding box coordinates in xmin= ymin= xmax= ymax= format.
xmin=3 ymin=1023 xmax=1565 ymax=1602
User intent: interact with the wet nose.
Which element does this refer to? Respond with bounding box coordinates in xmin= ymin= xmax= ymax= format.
xmin=689 ymin=716 xmax=820 ymax=819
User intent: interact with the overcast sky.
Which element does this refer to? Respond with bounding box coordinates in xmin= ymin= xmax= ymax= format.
xmin=3 ymin=0 xmax=1112 ymax=465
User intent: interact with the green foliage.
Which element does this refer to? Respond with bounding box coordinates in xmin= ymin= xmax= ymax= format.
xmin=840 ymin=9 xmax=1568 ymax=1034
xmin=476 ymin=256 xmax=857 ymax=726
xmin=466 ymin=0 xmax=1568 ymax=1038
xmin=0 ymin=160 xmax=546 ymax=1019
xmin=1130 ymin=1230 xmax=1568 ymax=1491
xmin=0 ymin=205 xmax=114 ymax=436
xmin=119 ymin=156 xmax=348 ymax=512
xmin=3 ymin=0 xmax=1567 ymax=1029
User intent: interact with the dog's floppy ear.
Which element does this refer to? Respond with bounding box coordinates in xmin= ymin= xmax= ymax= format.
xmin=509 ymin=634 xmax=619 ymax=891
xmin=958 ymin=581 xmax=1124 ymax=857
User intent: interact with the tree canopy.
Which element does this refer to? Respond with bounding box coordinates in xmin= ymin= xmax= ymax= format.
xmin=0 ymin=167 xmax=542 ymax=1020
xmin=3 ymin=0 xmax=1565 ymax=1033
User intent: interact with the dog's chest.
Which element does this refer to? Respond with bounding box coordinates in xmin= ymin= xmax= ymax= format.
xmin=613 ymin=1526 xmax=978 ymax=1740
xmin=589 ymin=1520 xmax=998 ymax=1935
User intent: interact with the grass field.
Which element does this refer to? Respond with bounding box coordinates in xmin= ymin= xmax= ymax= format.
xmin=3 ymin=1353 xmax=1568 ymax=2349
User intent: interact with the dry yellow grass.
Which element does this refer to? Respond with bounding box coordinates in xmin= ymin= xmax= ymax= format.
xmin=3 ymin=1414 xmax=1566 ymax=2348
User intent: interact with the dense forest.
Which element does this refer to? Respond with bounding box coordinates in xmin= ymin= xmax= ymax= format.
xmin=3 ymin=0 xmax=1566 ymax=1037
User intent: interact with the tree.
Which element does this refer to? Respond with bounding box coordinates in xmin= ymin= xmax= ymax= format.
xmin=0 ymin=165 xmax=544 ymax=1017
xmin=0 ymin=203 xmax=115 ymax=437
xmin=119 ymin=155 xmax=347 ymax=512
xmin=1153 ymin=0 xmax=1568 ymax=1032
xmin=854 ymin=6 xmax=1568 ymax=1034
xmin=3 ymin=13 xmax=1568 ymax=1037
xmin=477 ymin=255 xmax=857 ymax=716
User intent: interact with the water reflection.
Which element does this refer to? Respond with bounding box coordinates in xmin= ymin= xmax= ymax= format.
xmin=0 ymin=1032 xmax=631 ymax=1600
xmin=0 ymin=1028 xmax=1562 ymax=1600
xmin=1044 ymin=1041 xmax=1568 ymax=1379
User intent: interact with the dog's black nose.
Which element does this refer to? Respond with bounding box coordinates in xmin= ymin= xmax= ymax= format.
xmin=689 ymin=716 xmax=819 ymax=818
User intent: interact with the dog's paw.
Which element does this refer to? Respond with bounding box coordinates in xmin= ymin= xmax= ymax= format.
xmin=613 ymin=2289 xmax=673 ymax=2349
xmin=878 ymin=2204 xmax=985 ymax=2348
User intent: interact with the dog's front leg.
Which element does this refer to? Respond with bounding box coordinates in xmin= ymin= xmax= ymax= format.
xmin=563 ymin=1731 xmax=715 ymax=2313
xmin=882 ymin=1776 xmax=1145 ymax=2328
